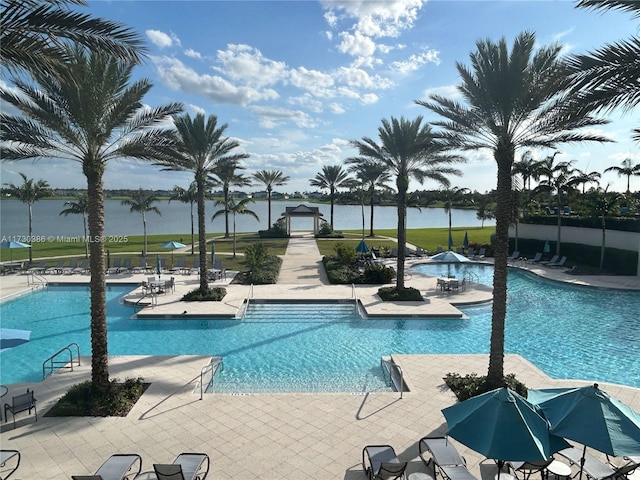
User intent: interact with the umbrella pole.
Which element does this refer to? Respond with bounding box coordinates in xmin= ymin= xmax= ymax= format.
xmin=578 ymin=445 xmax=586 ymax=480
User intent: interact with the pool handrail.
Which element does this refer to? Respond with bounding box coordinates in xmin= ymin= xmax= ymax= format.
xmin=199 ymin=356 xmax=223 ymax=399
xmin=42 ymin=342 xmax=80 ymax=379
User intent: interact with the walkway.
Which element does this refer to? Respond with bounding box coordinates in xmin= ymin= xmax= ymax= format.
xmin=277 ymin=231 xmax=329 ymax=284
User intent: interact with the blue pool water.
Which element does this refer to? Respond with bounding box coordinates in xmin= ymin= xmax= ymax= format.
xmin=1 ymin=268 xmax=639 ymax=392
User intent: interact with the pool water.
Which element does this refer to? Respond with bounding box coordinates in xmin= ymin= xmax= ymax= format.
xmin=0 ymin=269 xmax=639 ymax=391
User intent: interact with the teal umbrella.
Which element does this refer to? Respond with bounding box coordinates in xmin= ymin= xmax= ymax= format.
xmin=463 ymin=232 xmax=469 ymax=249
xmin=156 ymin=254 xmax=162 ymax=277
xmin=529 ymin=383 xmax=640 ymax=478
xmin=543 ymin=239 xmax=551 ymax=253
xmin=443 ymin=387 xmax=569 ymax=465
xmin=355 ymin=239 xmax=370 ymax=254
xmin=0 ymin=240 xmax=31 ymax=263
xmin=161 ymin=240 xmax=185 ymax=267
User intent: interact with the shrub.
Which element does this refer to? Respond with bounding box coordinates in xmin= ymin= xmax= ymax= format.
xmin=244 ymin=241 xmax=270 ymax=270
xmin=334 ymin=242 xmax=357 ymax=264
xmin=377 ymin=286 xmax=423 ymax=301
xmin=444 ymin=372 xmax=527 ymax=401
xmin=46 ymin=377 xmax=149 ymax=417
xmin=245 ymin=255 xmax=282 ymax=284
xmin=258 ymin=222 xmax=289 ymax=238
xmin=323 ymin=257 xmax=361 ymax=284
xmin=182 ymin=287 xmax=227 ymax=301
xmin=315 ymin=223 xmax=344 ymax=238
xmin=363 ymin=264 xmax=396 ymax=284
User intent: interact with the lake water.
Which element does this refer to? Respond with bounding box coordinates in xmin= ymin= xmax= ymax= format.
xmin=0 ymin=199 xmax=493 ymax=237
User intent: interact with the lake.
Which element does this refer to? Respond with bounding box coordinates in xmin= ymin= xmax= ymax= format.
xmin=0 ymin=199 xmax=493 ymax=237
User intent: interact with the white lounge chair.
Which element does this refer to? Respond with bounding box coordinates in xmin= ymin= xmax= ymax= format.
xmin=154 ymin=452 xmax=210 ymax=480
xmin=419 ymin=436 xmax=479 ymax=480
xmin=71 ymin=453 xmax=142 ymax=480
xmin=525 ymin=253 xmax=542 ymax=264
xmin=548 ymin=256 xmax=567 ymax=268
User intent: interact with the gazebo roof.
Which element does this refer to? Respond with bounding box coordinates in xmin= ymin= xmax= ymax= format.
xmin=281 ymin=204 xmax=324 ymax=217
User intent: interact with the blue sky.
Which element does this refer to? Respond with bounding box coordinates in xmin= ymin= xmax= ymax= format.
xmin=2 ymin=0 xmax=639 ymax=194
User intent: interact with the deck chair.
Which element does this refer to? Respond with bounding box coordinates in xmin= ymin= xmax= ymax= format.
xmin=525 ymin=253 xmax=542 ymax=264
xmin=559 ymin=447 xmax=639 ymax=480
xmin=507 ymin=251 xmax=520 ymax=262
xmin=131 ymin=257 xmax=148 ymax=273
xmin=153 ymin=452 xmax=210 ymax=480
xmin=539 ymin=255 xmax=559 ymax=265
xmin=4 ymin=389 xmax=37 ymax=428
xmin=466 ymin=247 xmax=475 ymax=258
xmin=548 ymin=256 xmax=567 ymax=268
xmin=107 ymin=258 xmax=122 ymax=274
xmin=362 ymin=445 xmax=407 ymax=480
xmin=0 ymin=450 xmax=21 ymax=479
xmin=117 ymin=258 xmax=132 ymax=272
xmin=45 ymin=260 xmax=65 ymax=274
xmin=71 ymin=453 xmax=142 ymax=480
xmin=26 ymin=260 xmax=46 ymax=274
xmin=170 ymin=258 xmax=186 ymax=273
xmin=61 ymin=258 xmax=78 ymax=274
xmin=419 ymin=436 xmax=478 ymax=480
xmin=473 ymin=248 xmax=485 ymax=260
xmin=73 ymin=258 xmax=90 ymax=274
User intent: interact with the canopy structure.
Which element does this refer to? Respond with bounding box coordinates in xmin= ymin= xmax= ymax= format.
xmin=280 ymin=204 xmax=324 ymax=235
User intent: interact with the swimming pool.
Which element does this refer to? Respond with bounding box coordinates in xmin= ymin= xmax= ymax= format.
xmin=1 ymin=271 xmax=639 ymax=391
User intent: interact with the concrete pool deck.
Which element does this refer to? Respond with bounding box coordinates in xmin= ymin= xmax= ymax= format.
xmin=1 ymin=233 xmax=639 ymax=479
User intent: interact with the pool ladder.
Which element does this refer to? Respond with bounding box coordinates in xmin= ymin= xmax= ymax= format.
xmin=42 ymin=342 xmax=81 ymax=379
xmin=464 ymin=270 xmax=479 ymax=283
xmin=198 ymin=356 xmax=223 ymax=398
xmin=380 ymin=356 xmax=406 ymax=398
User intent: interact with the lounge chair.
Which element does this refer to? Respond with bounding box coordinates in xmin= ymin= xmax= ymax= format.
xmin=61 ymin=258 xmax=78 ymax=274
xmin=73 ymin=258 xmax=90 ymax=274
xmin=473 ymin=248 xmax=485 ymax=260
xmin=71 ymin=453 xmax=142 ymax=480
xmin=419 ymin=436 xmax=478 ymax=480
xmin=131 ymin=257 xmax=148 ymax=273
xmin=436 ymin=246 xmax=444 ymax=254
xmin=559 ymin=447 xmax=639 ymax=480
xmin=170 ymin=257 xmax=186 ymax=274
xmin=548 ymin=256 xmax=567 ymax=268
xmin=456 ymin=247 xmax=464 ymax=255
xmin=107 ymin=258 xmax=122 ymax=274
xmin=0 ymin=449 xmax=21 ymax=479
xmin=4 ymin=389 xmax=37 ymax=428
xmin=362 ymin=445 xmax=407 ymax=480
xmin=153 ymin=452 xmax=210 ymax=480
xmin=507 ymin=251 xmax=520 ymax=262
xmin=117 ymin=257 xmax=132 ymax=273
xmin=26 ymin=260 xmax=46 ymax=274
xmin=539 ymin=255 xmax=559 ymax=265
xmin=525 ymin=253 xmax=542 ymax=264
xmin=416 ymin=246 xmax=428 ymax=257
xmin=45 ymin=260 xmax=65 ymax=274
xmin=466 ymin=247 xmax=475 ymax=258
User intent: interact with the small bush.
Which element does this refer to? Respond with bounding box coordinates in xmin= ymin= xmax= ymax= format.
xmin=258 ymin=222 xmax=289 ymax=238
xmin=46 ymin=378 xmax=149 ymax=417
xmin=245 ymin=255 xmax=282 ymax=284
xmin=444 ymin=372 xmax=527 ymax=401
xmin=363 ymin=264 xmax=396 ymax=284
xmin=377 ymin=286 xmax=423 ymax=301
xmin=182 ymin=287 xmax=227 ymax=301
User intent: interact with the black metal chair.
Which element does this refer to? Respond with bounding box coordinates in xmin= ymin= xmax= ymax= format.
xmin=4 ymin=389 xmax=37 ymax=428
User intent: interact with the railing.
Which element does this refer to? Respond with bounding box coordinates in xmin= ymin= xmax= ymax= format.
xmin=199 ymin=356 xmax=223 ymax=399
xmin=42 ymin=343 xmax=81 ymax=379
xmin=380 ymin=356 xmax=405 ymax=399
xmin=351 ymin=283 xmax=356 ymax=299
xmin=27 ymin=273 xmax=48 ymax=287
xmin=464 ymin=270 xmax=479 ymax=283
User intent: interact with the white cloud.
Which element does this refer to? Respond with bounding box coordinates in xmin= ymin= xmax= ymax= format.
xmin=146 ymin=29 xmax=180 ymax=49
xmin=390 ymin=48 xmax=441 ymax=75
xmin=250 ymin=105 xmax=317 ymax=129
xmin=337 ymin=31 xmax=377 ymax=57
xmin=418 ymin=85 xmax=463 ymax=102
xmin=184 ymin=49 xmax=202 ymax=59
xmin=214 ymin=44 xmax=288 ymax=88
xmin=360 ymin=93 xmax=379 ymax=104
xmin=328 ymin=103 xmax=346 ymax=114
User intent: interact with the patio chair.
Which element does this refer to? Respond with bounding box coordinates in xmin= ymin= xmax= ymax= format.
xmin=26 ymin=260 xmax=46 ymax=274
xmin=73 ymin=258 xmax=90 ymax=274
xmin=4 ymin=389 xmax=36 ymax=428
xmin=131 ymin=257 xmax=148 ymax=273
xmin=362 ymin=445 xmax=407 ymax=480
xmin=117 ymin=257 xmax=132 ymax=273
xmin=61 ymin=258 xmax=78 ymax=274
xmin=507 ymin=251 xmax=520 ymax=262
xmin=0 ymin=450 xmax=21 ymax=479
xmin=153 ymin=452 xmax=210 ymax=480
xmin=508 ymin=459 xmax=553 ymax=480
xmin=466 ymin=247 xmax=475 ymax=258
xmin=170 ymin=257 xmax=186 ymax=274
xmin=548 ymin=256 xmax=567 ymax=268
xmin=419 ymin=436 xmax=478 ymax=480
xmin=473 ymin=248 xmax=485 ymax=260
xmin=525 ymin=253 xmax=542 ymax=264
xmin=107 ymin=258 xmax=122 ymax=274
xmin=539 ymin=255 xmax=559 ymax=265
xmin=71 ymin=453 xmax=142 ymax=480
xmin=45 ymin=260 xmax=65 ymax=274
xmin=559 ymin=447 xmax=639 ymax=480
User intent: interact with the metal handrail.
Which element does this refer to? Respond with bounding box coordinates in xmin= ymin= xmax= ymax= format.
xmin=380 ymin=356 xmax=405 ymax=399
xmin=351 ymin=283 xmax=356 ymax=299
xmin=28 ymin=273 xmax=48 ymax=287
xmin=464 ymin=270 xmax=479 ymax=283
xmin=42 ymin=342 xmax=80 ymax=379
xmin=199 ymin=356 xmax=223 ymax=399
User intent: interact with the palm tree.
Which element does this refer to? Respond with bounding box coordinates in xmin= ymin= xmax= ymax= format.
xmin=309 ymin=165 xmax=351 ymax=228
xmin=588 ymin=186 xmax=621 ymax=270
xmin=351 ymin=116 xmax=463 ymax=289
xmin=0 ymin=47 xmax=182 ymax=392
xmin=3 ymin=172 xmax=51 ymax=262
xmin=212 ymin=196 xmax=259 ymax=258
xmin=440 ymin=186 xmax=470 ymax=249
xmin=210 ymin=158 xmax=251 ymax=238
xmin=169 ymin=182 xmax=198 ymax=254
xmin=121 ymin=189 xmax=161 ymax=257
xmin=570 ymin=0 xmax=640 ymax=142
xmin=344 ymin=158 xmax=392 ymax=237
xmin=1 ymin=0 xmax=145 ymax=79
xmin=154 ymin=113 xmax=248 ymax=294
xmin=417 ymin=31 xmax=610 ymax=389
xmin=574 ymin=168 xmax=601 ymax=194
xmin=252 ymin=169 xmax=290 ymax=228
xmin=604 ymin=158 xmax=640 ymax=193
xmin=512 ymin=151 xmax=539 ymax=191
xmin=59 ymin=193 xmax=89 ymax=258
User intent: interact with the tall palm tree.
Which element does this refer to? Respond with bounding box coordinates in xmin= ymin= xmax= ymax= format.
xmin=0 ymin=47 xmax=182 ymax=392
xmin=309 ymin=165 xmax=351 ymax=228
xmin=513 ymin=151 xmax=539 ymax=191
xmin=212 ymin=196 xmax=259 ymax=258
xmin=351 ymin=116 xmax=463 ymax=289
xmin=3 ymin=172 xmax=51 ymax=262
xmin=588 ymin=186 xmax=621 ymax=270
xmin=1 ymin=0 xmax=145 ymax=79
xmin=570 ymin=0 xmax=640 ymax=142
xmin=604 ymin=158 xmax=640 ymax=193
xmin=440 ymin=186 xmax=470 ymax=249
xmin=574 ymin=168 xmax=601 ymax=194
xmin=417 ymin=31 xmax=610 ymax=389
xmin=154 ymin=113 xmax=248 ymax=294
xmin=252 ymin=169 xmax=290 ymax=228
xmin=210 ymin=158 xmax=251 ymax=238
xmin=344 ymin=158 xmax=392 ymax=237
xmin=169 ymin=182 xmax=199 ymax=254
xmin=59 ymin=193 xmax=89 ymax=258
xmin=121 ymin=189 xmax=161 ymax=257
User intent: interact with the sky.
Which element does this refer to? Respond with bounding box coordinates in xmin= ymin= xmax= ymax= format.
xmin=1 ymin=0 xmax=639 ymax=195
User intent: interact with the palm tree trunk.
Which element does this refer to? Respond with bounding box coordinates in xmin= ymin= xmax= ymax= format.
xmin=142 ymin=212 xmax=147 ymax=257
xmin=86 ymin=169 xmax=109 ymax=392
xmin=196 ymin=175 xmax=208 ymax=293
xmin=330 ymin=187 xmax=335 ymax=227
xmin=556 ymin=195 xmax=562 ymax=256
xmin=267 ymin=189 xmax=272 ymax=227
xmin=190 ymin=202 xmax=194 ymax=255
xmin=28 ymin=203 xmax=33 ymax=262
xmin=600 ymin=216 xmax=606 ymax=270
xmin=83 ymin=213 xmax=89 ymax=258
xmin=223 ymin=185 xmax=230 ymax=238
xmin=396 ymin=184 xmax=407 ymax=289
xmin=487 ymin=158 xmax=512 ymax=389
xmin=369 ymin=188 xmax=375 ymax=237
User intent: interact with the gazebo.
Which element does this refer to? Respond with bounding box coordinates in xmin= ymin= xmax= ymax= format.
xmin=280 ymin=204 xmax=325 ymax=234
